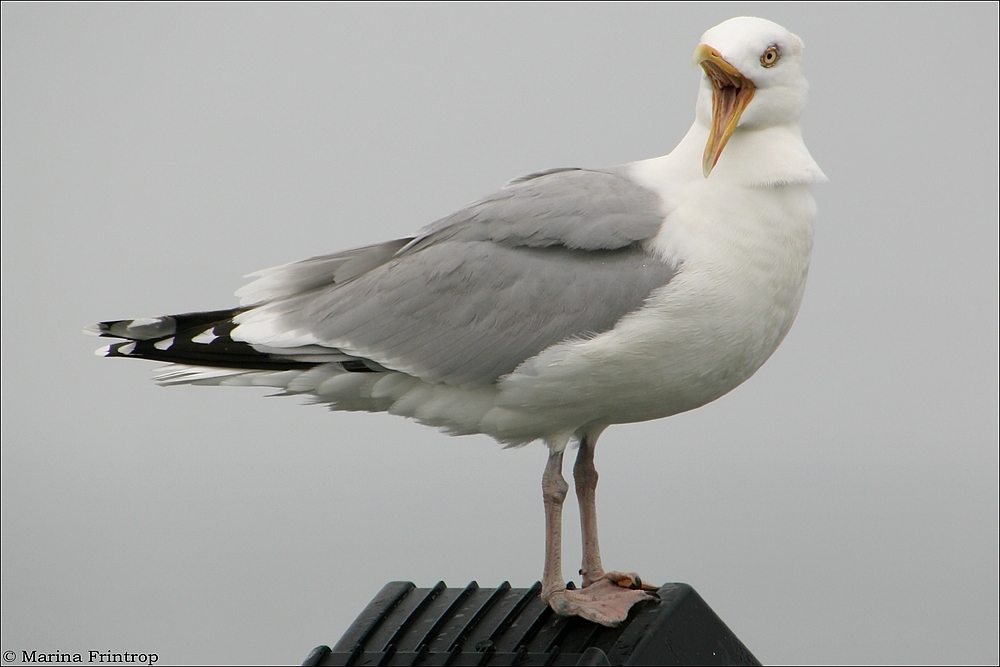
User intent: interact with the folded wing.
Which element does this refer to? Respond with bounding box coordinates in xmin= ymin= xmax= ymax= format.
xmin=94 ymin=168 xmax=679 ymax=389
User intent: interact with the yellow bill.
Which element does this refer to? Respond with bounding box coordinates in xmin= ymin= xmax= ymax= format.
xmin=694 ymin=44 xmax=755 ymax=177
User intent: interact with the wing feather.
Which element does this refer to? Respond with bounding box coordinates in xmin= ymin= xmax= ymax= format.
xmin=232 ymin=167 xmax=678 ymax=387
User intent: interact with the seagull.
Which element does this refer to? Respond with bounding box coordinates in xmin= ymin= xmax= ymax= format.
xmin=87 ymin=17 xmax=825 ymax=626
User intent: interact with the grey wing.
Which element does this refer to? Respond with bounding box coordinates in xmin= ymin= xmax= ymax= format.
xmin=404 ymin=167 xmax=669 ymax=251
xmin=236 ymin=238 xmax=412 ymax=306
xmin=233 ymin=168 xmax=677 ymax=387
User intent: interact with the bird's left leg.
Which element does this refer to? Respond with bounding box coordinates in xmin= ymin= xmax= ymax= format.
xmin=541 ymin=432 xmax=656 ymax=627
xmin=539 ymin=443 xmax=569 ymax=608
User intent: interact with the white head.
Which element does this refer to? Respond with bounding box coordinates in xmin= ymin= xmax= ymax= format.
xmin=694 ymin=17 xmax=810 ymax=176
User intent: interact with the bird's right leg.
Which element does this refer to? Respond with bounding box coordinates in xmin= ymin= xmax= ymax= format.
xmin=574 ymin=431 xmax=659 ymax=598
xmin=540 ymin=436 xmax=654 ymax=627
xmin=574 ymin=430 xmax=606 ymax=588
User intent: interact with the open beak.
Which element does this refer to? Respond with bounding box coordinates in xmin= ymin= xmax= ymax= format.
xmin=694 ymin=44 xmax=755 ymax=177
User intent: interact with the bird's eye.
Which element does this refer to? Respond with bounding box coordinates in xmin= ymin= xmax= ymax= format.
xmin=760 ymin=46 xmax=779 ymax=67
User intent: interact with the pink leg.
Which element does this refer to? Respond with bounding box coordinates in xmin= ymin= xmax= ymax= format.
xmin=539 ymin=434 xmax=657 ymax=627
xmin=540 ymin=446 xmax=569 ymax=605
xmin=574 ymin=432 xmax=657 ymax=593
xmin=574 ymin=432 xmax=605 ymax=587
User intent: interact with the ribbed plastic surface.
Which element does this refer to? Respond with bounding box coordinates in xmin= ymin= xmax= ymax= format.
xmin=303 ymin=581 xmax=760 ymax=666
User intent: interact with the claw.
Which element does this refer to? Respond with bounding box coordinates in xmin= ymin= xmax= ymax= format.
xmin=605 ymin=571 xmax=660 ymax=592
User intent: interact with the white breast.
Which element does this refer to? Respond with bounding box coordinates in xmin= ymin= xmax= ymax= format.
xmin=489 ymin=127 xmax=818 ymax=439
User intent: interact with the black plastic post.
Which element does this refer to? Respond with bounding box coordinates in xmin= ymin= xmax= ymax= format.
xmin=303 ymin=581 xmax=761 ymax=666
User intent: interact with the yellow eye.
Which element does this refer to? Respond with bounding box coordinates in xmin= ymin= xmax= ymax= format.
xmin=760 ymin=46 xmax=779 ymax=68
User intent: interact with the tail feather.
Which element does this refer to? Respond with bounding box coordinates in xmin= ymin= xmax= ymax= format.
xmin=88 ymin=308 xmax=370 ymax=373
xmin=85 ymin=309 xmax=247 ymax=341
xmin=152 ymin=364 xmax=306 ymax=387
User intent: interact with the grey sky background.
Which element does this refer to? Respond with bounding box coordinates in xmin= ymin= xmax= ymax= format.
xmin=2 ymin=3 xmax=997 ymax=665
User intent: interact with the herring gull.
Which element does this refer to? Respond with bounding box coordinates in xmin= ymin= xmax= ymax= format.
xmin=87 ymin=17 xmax=826 ymax=626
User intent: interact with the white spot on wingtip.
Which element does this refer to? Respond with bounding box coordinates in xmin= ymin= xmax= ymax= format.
xmin=154 ymin=337 xmax=175 ymax=350
xmin=127 ymin=317 xmax=164 ymax=330
xmin=118 ymin=342 xmax=136 ymax=355
xmin=95 ymin=345 xmax=111 ymax=357
xmin=191 ymin=329 xmax=218 ymax=344
xmin=83 ymin=323 xmax=104 ymax=337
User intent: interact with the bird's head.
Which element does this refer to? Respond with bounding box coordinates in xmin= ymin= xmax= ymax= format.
xmin=694 ymin=17 xmax=809 ymax=177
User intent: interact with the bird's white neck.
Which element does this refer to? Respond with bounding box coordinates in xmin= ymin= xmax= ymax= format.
xmin=634 ymin=121 xmax=827 ymax=190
